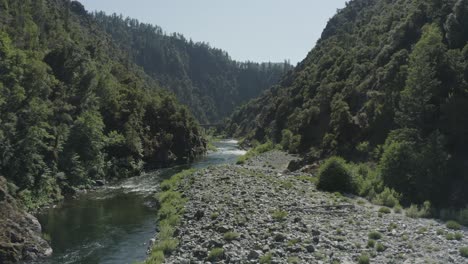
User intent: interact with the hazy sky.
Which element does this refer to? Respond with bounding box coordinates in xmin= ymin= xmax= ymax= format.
xmin=78 ymin=0 xmax=348 ymax=65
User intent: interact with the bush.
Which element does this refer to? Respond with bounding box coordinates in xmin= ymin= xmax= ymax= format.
xmin=460 ymin=247 xmax=468 ymax=258
xmin=350 ymin=163 xmax=383 ymax=199
xmin=317 ymin=157 xmax=356 ymax=194
xmin=368 ymin=231 xmax=382 ymax=240
xmin=208 ymin=248 xmax=224 ymax=261
xmin=446 ymin=233 xmax=456 ymax=240
xmin=372 ymin=187 xmax=401 ymax=208
xmin=272 ymin=210 xmax=288 ymax=221
xmin=405 ymin=201 xmax=431 ymax=218
xmin=358 ymin=254 xmax=370 ymax=264
xmin=367 ymin=239 xmax=376 ymax=248
xmin=259 ymin=252 xmax=273 ymax=264
xmin=394 ymin=204 xmax=403 ymax=214
xmin=376 ymin=242 xmax=385 ymax=252
xmin=379 ymin=207 xmax=391 ymax=214
xmin=446 ymin=220 xmax=462 ymax=230
xmin=223 ymin=232 xmax=240 ymax=241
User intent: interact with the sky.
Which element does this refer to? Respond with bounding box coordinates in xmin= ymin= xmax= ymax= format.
xmin=78 ymin=0 xmax=348 ymax=65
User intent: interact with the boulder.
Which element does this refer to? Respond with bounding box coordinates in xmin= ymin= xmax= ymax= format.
xmin=0 ymin=177 xmax=52 ymax=263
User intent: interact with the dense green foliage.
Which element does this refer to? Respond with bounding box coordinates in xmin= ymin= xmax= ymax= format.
xmin=317 ymin=157 xmax=356 ymax=193
xmin=227 ymin=0 xmax=468 ymax=207
xmin=0 ymin=0 xmax=205 ymax=209
xmin=91 ymin=12 xmax=292 ymax=123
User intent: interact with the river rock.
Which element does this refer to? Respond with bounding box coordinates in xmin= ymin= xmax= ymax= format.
xmin=161 ymin=150 xmax=468 ymax=264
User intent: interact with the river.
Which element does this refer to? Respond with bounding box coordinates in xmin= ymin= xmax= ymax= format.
xmin=28 ymin=139 xmax=245 ymax=264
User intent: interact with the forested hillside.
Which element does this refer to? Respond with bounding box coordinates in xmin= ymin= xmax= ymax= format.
xmin=227 ymin=0 xmax=468 ymax=207
xmin=0 ymin=0 xmax=206 ymax=209
xmin=92 ymin=12 xmax=292 ymax=123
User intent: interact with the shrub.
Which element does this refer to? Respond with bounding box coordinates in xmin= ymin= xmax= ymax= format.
xmin=446 ymin=233 xmax=456 ymax=240
xmin=259 ymin=252 xmax=273 ymax=264
xmin=379 ymin=207 xmax=391 ymax=214
xmin=406 ymin=201 xmax=431 ymax=218
xmin=376 ymin=242 xmax=385 ymax=252
xmin=367 ymin=239 xmax=376 ymax=248
xmin=394 ymin=204 xmax=403 ymax=214
xmin=460 ymin=247 xmax=468 ymax=258
xmin=368 ymin=231 xmax=382 ymax=240
xmin=210 ymin=212 xmax=219 ymax=220
xmin=272 ymin=210 xmax=288 ymax=221
xmin=351 ymin=163 xmax=383 ymax=199
xmin=223 ymin=232 xmax=240 ymax=241
xmin=372 ymin=187 xmax=401 ymax=207
xmin=317 ymin=157 xmax=356 ymax=194
xmin=358 ymin=254 xmax=370 ymax=264
xmin=208 ymin=248 xmax=224 ymax=261
xmin=446 ymin=220 xmax=462 ymax=230
xmin=455 ymin=232 xmax=463 ymax=240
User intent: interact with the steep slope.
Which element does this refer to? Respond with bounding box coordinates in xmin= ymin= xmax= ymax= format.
xmin=92 ymin=12 xmax=293 ymax=123
xmin=227 ymin=0 xmax=468 ymax=206
xmin=0 ymin=0 xmax=205 ymax=210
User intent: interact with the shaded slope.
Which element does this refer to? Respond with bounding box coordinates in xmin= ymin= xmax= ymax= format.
xmin=92 ymin=12 xmax=293 ymax=123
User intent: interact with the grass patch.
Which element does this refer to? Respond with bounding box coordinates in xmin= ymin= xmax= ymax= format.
xmin=236 ymin=141 xmax=277 ymax=164
xmin=271 ymin=210 xmax=288 ymax=221
xmin=146 ymin=169 xmax=195 ymax=264
xmin=446 ymin=220 xmax=462 ymax=230
xmin=446 ymin=233 xmax=456 ymax=240
xmin=460 ymin=247 xmax=468 ymax=258
xmin=210 ymin=212 xmax=219 ymax=220
xmin=287 ymin=238 xmax=300 ymax=246
xmin=394 ymin=204 xmax=403 ymax=214
xmin=358 ymin=254 xmax=370 ymax=264
xmin=376 ymin=242 xmax=385 ymax=252
xmin=280 ymin=180 xmax=294 ymax=190
xmin=296 ymin=175 xmax=318 ymax=184
xmin=368 ymin=231 xmax=382 ymax=240
xmin=287 ymin=257 xmax=301 ymax=264
xmin=405 ymin=201 xmax=431 ymax=218
xmin=223 ymin=231 xmax=240 ymax=241
xmin=259 ymin=252 xmax=273 ymax=264
xmin=367 ymin=239 xmax=376 ymax=248
xmin=208 ymin=248 xmax=224 ymax=261
xmin=379 ymin=207 xmax=391 ymax=214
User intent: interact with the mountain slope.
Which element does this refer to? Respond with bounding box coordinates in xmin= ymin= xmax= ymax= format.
xmin=91 ymin=12 xmax=293 ymax=123
xmin=0 ymin=0 xmax=205 ymax=210
xmin=227 ymin=0 xmax=468 ymax=206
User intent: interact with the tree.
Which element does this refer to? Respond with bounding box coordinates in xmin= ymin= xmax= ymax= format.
xmin=397 ymin=24 xmax=446 ymax=135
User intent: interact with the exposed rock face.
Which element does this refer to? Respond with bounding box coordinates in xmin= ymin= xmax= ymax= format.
xmin=164 ymin=151 xmax=468 ymax=263
xmin=0 ymin=177 xmax=52 ymax=263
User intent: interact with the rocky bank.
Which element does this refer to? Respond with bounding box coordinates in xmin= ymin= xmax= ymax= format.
xmin=0 ymin=177 xmax=52 ymax=263
xmin=162 ymin=151 xmax=468 ymax=263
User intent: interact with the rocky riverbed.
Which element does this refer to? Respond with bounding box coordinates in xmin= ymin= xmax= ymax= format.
xmin=163 ymin=151 xmax=468 ymax=263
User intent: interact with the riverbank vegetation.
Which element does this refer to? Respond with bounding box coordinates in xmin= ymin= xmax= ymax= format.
xmin=147 ymin=169 xmax=196 ymax=264
xmin=227 ymin=0 xmax=468 ymax=211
